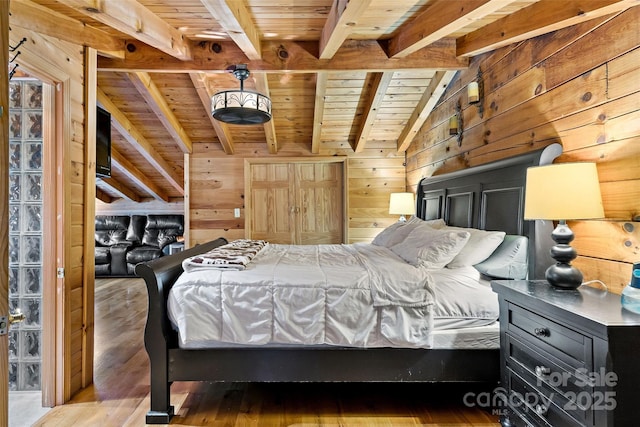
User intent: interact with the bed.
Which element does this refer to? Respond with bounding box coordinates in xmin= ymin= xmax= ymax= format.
xmin=136 ymin=145 xmax=561 ymax=423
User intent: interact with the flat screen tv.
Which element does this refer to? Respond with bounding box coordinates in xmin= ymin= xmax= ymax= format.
xmin=96 ymin=106 xmax=111 ymax=178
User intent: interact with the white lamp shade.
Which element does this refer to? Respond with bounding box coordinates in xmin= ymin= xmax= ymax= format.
xmin=524 ymin=163 xmax=604 ymax=220
xmin=389 ymin=192 xmax=415 ymax=215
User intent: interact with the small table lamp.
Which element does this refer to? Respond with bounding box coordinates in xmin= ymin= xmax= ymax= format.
xmin=524 ymin=163 xmax=604 ymax=289
xmin=389 ymin=192 xmax=415 ymax=222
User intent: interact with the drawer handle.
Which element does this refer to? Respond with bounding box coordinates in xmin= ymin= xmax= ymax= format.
xmin=534 ymin=327 xmax=550 ymax=337
xmin=535 ymin=365 xmax=551 ymax=377
xmin=535 ymin=404 xmax=548 ymax=416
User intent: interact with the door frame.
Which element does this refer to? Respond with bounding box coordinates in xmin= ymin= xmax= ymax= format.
xmin=244 ymin=157 xmax=348 ymax=243
xmin=4 ymin=61 xmax=65 ymax=409
xmin=42 ymin=76 xmax=61 ymax=408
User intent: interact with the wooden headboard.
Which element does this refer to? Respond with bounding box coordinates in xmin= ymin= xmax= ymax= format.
xmin=416 ymin=144 xmax=562 ymax=279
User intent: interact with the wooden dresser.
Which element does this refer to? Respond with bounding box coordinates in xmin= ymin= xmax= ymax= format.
xmin=492 ymin=280 xmax=640 ymax=426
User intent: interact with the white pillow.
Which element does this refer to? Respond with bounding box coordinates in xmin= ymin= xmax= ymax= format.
xmin=390 ymin=225 xmax=470 ymax=269
xmin=371 ymin=222 xmax=405 ymax=247
xmin=474 ymin=235 xmax=528 ymax=279
xmin=372 ymin=218 xmax=445 ymax=248
xmin=444 ymin=226 xmax=506 ymax=268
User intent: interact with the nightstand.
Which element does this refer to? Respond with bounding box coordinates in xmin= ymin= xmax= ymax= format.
xmin=491 ymin=280 xmax=640 ymax=427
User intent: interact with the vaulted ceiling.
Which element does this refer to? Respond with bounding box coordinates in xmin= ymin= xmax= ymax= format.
xmin=9 ymin=0 xmax=637 ymax=203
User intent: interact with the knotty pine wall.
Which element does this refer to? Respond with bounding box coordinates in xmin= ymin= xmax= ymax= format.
xmin=406 ymin=8 xmax=640 ymax=294
xmin=188 ymin=140 xmax=405 ymax=246
xmin=7 ymin=23 xmax=91 ymax=401
xmin=95 ymin=198 xmax=184 ymax=216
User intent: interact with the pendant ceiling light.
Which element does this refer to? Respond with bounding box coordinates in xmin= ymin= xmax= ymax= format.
xmin=211 ymin=64 xmax=272 ymax=125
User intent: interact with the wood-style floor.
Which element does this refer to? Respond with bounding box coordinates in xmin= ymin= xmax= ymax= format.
xmin=34 ymin=278 xmax=501 ymax=426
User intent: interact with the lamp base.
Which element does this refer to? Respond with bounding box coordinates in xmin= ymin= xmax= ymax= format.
xmin=545 ymin=263 xmax=583 ymax=289
xmin=545 ymin=221 xmax=583 ymax=290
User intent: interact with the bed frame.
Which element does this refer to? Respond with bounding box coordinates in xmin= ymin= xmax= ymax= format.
xmin=136 ymin=145 xmax=561 ymax=423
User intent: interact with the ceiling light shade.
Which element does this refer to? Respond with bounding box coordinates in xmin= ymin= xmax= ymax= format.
xmin=211 ymin=65 xmax=272 ymax=125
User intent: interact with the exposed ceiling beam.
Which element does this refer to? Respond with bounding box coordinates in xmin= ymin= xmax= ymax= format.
xmin=111 ymin=148 xmax=169 ymax=202
xmin=320 ymin=0 xmax=373 ymax=59
xmin=95 ymin=187 xmax=113 ymax=203
xmin=311 ymin=72 xmax=329 ymax=154
xmin=387 ymin=0 xmax=519 ymax=58
xmin=128 ymin=72 xmax=193 ymax=153
xmin=96 ymin=176 xmax=141 ymax=202
xmin=253 ymin=72 xmax=277 ymax=154
xmin=397 ymin=70 xmax=457 ymax=152
xmin=189 ymin=73 xmax=235 ymax=154
xmin=97 ymin=88 xmax=185 ymax=195
xmin=352 ymin=72 xmax=394 ymax=153
xmin=10 ymin=0 xmax=124 ymax=58
xmin=456 ymin=0 xmax=638 ymax=57
xmin=200 ymin=0 xmax=262 ymax=60
xmin=98 ymin=39 xmax=469 ymax=72
xmin=55 ymin=0 xmax=191 ymax=60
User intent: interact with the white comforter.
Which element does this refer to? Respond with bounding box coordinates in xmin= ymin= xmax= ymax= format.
xmin=168 ymin=243 xmax=437 ymax=349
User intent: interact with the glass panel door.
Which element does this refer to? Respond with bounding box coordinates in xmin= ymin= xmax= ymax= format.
xmin=8 ymin=77 xmax=48 ymax=425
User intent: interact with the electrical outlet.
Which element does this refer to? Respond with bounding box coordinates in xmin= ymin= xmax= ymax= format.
xmin=234 ymin=208 xmax=241 ymax=218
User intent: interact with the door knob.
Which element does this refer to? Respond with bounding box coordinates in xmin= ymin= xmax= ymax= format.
xmin=0 ymin=309 xmax=26 ymax=335
xmin=9 ymin=308 xmax=26 ymax=325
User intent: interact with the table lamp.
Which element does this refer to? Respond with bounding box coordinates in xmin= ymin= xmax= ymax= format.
xmin=389 ymin=192 xmax=415 ymax=222
xmin=524 ymin=163 xmax=604 ymax=289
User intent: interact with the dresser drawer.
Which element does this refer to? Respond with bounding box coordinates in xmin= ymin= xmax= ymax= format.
xmin=506 ymin=368 xmax=586 ymax=427
xmin=505 ymin=333 xmax=593 ymax=397
xmin=499 ymin=407 xmax=537 ymax=427
xmin=506 ymin=302 xmax=592 ymax=371
xmin=505 ymin=336 xmax=592 ymax=426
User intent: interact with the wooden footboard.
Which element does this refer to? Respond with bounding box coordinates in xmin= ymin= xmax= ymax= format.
xmin=135 ymin=237 xmax=228 ymax=423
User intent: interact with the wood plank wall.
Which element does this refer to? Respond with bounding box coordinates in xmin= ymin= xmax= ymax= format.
xmin=95 ymin=198 xmax=184 ymax=215
xmin=406 ymin=8 xmax=640 ymax=294
xmin=188 ymin=140 xmax=405 ymax=246
xmin=8 ymin=24 xmax=89 ymax=400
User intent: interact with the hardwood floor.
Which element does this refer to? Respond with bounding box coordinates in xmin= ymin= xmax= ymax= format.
xmin=34 ymin=278 xmax=501 ymax=426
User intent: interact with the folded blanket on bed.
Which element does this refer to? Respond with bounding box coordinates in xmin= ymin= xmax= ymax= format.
xmin=182 ymin=239 xmax=268 ymax=271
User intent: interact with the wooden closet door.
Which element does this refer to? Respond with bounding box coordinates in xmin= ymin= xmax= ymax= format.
xmin=295 ymin=163 xmax=343 ymax=244
xmin=249 ymin=163 xmax=296 ymax=244
xmin=249 ymin=162 xmax=343 ymax=244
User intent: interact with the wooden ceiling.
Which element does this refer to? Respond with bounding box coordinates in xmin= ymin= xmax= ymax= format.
xmin=10 ymin=0 xmax=638 ymax=203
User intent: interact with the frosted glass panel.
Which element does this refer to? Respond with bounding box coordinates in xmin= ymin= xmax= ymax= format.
xmin=8 ymin=79 xmax=44 ymax=391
